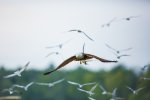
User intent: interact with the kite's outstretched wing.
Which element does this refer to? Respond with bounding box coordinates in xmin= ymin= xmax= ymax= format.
xmin=44 ymin=56 xmax=76 ymax=75
xmin=85 ymin=53 xmax=118 ymax=63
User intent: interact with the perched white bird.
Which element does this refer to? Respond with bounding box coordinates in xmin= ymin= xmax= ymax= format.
xmin=88 ymin=97 xmax=96 ymax=100
xmin=3 ymin=61 xmax=30 ymax=78
xmin=99 ymin=84 xmax=112 ymax=95
xmin=2 ymin=87 xmax=18 ymax=95
xmin=13 ymin=82 xmax=34 ymax=91
xmin=126 ymin=86 xmax=144 ymax=95
xmin=36 ymin=79 xmax=64 ymax=87
xmin=68 ymin=29 xmax=94 ymax=41
xmin=105 ymin=44 xmax=132 ymax=54
xmin=77 ymin=84 xmax=97 ymax=96
xmin=110 ymin=88 xmax=124 ymax=100
xmin=68 ymin=81 xmax=96 ymax=88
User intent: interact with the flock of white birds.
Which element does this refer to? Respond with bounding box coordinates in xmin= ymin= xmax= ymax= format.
xmin=2 ymin=63 xmax=149 ymax=100
xmin=1 ymin=16 xmax=150 ymax=100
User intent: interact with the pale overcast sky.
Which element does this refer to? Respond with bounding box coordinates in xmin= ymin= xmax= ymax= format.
xmin=0 ymin=0 xmax=150 ymax=71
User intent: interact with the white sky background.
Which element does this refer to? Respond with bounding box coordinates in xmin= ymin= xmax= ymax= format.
xmin=0 ymin=0 xmax=150 ymax=71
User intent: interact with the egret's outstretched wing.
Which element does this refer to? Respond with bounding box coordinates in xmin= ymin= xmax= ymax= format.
xmin=136 ymin=87 xmax=144 ymax=93
xmin=68 ymin=29 xmax=78 ymax=32
xmin=45 ymin=44 xmax=61 ymax=49
xmin=67 ymin=81 xmax=80 ymax=86
xmin=88 ymin=97 xmax=96 ymax=100
xmin=109 ymin=17 xmax=117 ymax=24
xmin=36 ymin=82 xmax=49 ymax=86
xmin=144 ymin=77 xmax=150 ymax=80
xmin=117 ymin=54 xmax=130 ymax=59
xmin=141 ymin=65 xmax=149 ymax=70
xmin=82 ymin=82 xmax=96 ymax=86
xmin=2 ymin=89 xmax=9 ymax=92
xmin=85 ymin=53 xmax=117 ymax=63
xmin=20 ymin=61 xmax=30 ymax=73
xmin=99 ymin=85 xmax=107 ymax=92
xmin=77 ymin=88 xmax=88 ymax=93
xmin=45 ymin=52 xmax=59 ymax=58
xmin=126 ymin=86 xmax=134 ymax=92
xmin=112 ymin=88 xmax=117 ymax=99
xmin=3 ymin=73 xmax=17 ymax=78
xmin=26 ymin=82 xmax=34 ymax=89
xmin=44 ymin=56 xmax=76 ymax=75
xmin=119 ymin=54 xmax=130 ymax=57
xmin=13 ymin=85 xmax=24 ymax=89
xmin=81 ymin=31 xmax=94 ymax=41
xmin=120 ymin=48 xmax=132 ymax=52
xmin=69 ymin=29 xmax=94 ymax=41
xmin=90 ymin=84 xmax=97 ymax=92
xmin=123 ymin=15 xmax=141 ymax=20
xmin=53 ymin=79 xmax=64 ymax=85
xmin=105 ymin=44 xmax=118 ymax=52
xmin=116 ymin=97 xmax=125 ymax=100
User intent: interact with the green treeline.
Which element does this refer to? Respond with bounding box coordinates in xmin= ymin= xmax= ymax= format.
xmin=0 ymin=64 xmax=150 ymax=100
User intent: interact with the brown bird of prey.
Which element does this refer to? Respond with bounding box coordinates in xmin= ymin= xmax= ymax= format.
xmin=44 ymin=44 xmax=117 ymax=75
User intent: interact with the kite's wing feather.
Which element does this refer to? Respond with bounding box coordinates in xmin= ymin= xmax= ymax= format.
xmin=44 ymin=56 xmax=76 ymax=75
xmin=85 ymin=53 xmax=117 ymax=63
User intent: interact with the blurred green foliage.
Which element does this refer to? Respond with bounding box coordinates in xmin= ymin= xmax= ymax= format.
xmin=0 ymin=64 xmax=150 ymax=100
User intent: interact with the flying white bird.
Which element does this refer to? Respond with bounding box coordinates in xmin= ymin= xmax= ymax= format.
xmin=141 ymin=64 xmax=149 ymax=71
xmin=13 ymin=82 xmax=34 ymax=91
xmin=101 ymin=17 xmax=117 ymax=28
xmin=113 ymin=53 xmax=130 ymax=59
xmin=99 ymin=84 xmax=112 ymax=95
xmin=45 ymin=38 xmax=73 ymax=49
xmin=77 ymin=84 xmax=97 ymax=96
xmin=110 ymin=88 xmax=124 ymax=100
xmin=105 ymin=44 xmax=132 ymax=54
xmin=121 ymin=15 xmax=141 ymax=21
xmin=3 ymin=61 xmax=30 ymax=78
xmin=126 ymin=86 xmax=144 ymax=95
xmin=67 ymin=81 xmax=96 ymax=88
xmin=45 ymin=51 xmax=60 ymax=58
xmin=36 ymin=79 xmax=64 ymax=87
xmin=88 ymin=97 xmax=96 ymax=100
xmin=68 ymin=29 xmax=94 ymax=41
xmin=140 ymin=77 xmax=150 ymax=81
xmin=2 ymin=87 xmax=18 ymax=95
